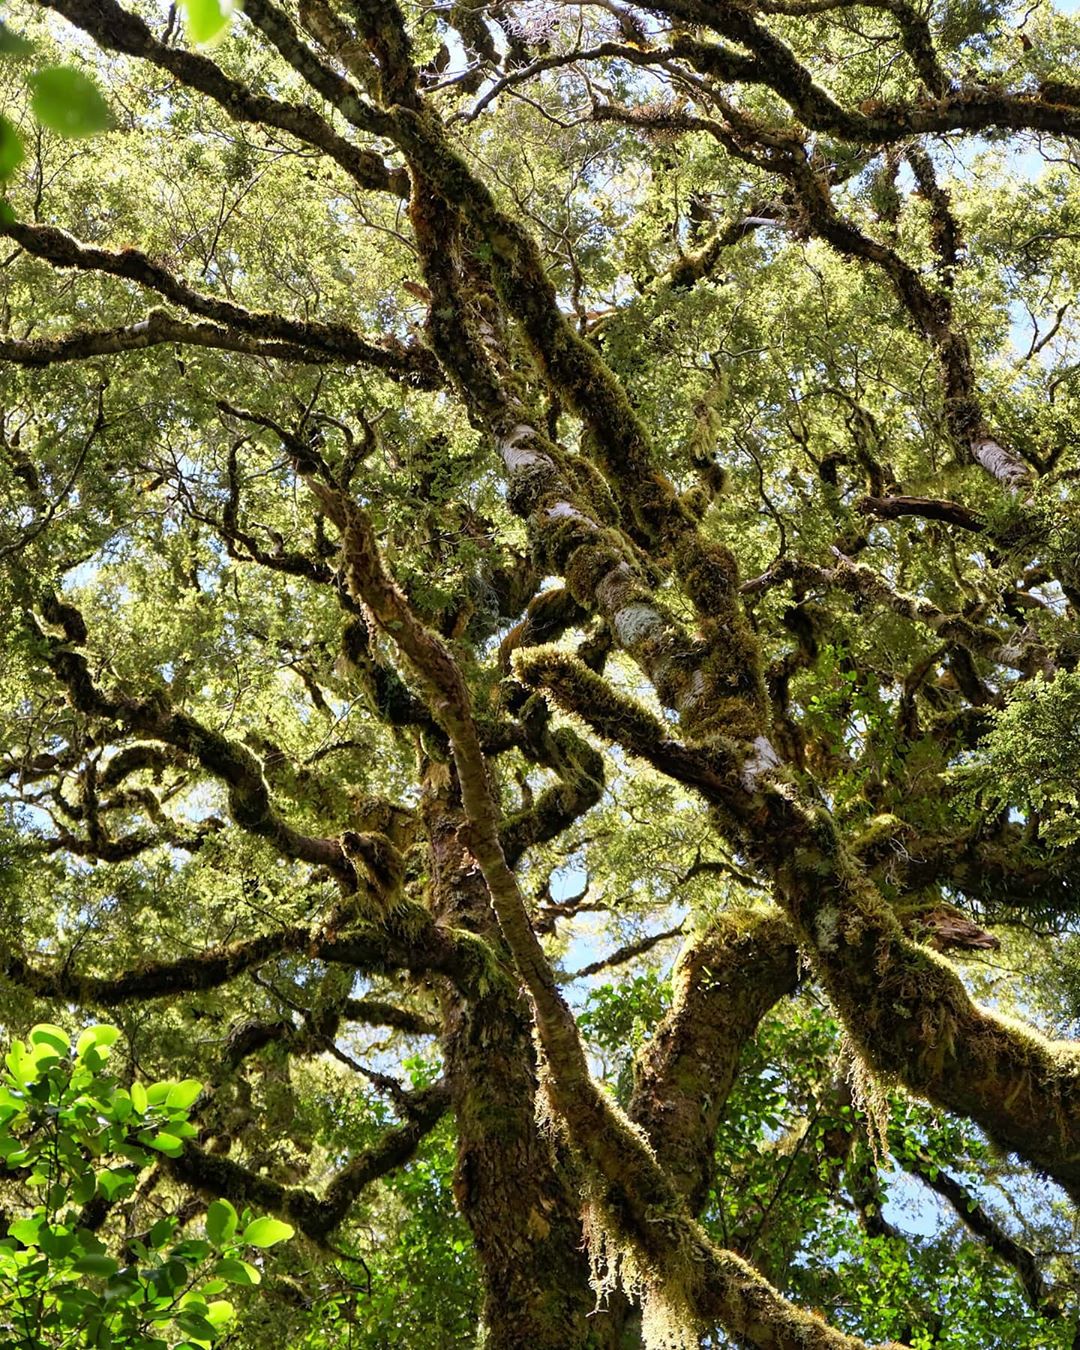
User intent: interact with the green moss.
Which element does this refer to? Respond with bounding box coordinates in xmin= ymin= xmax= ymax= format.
xmin=515 ymin=647 xmax=668 ymax=759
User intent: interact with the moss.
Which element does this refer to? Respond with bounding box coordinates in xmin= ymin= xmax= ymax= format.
xmin=515 ymin=647 xmax=668 ymax=760
xmin=560 ymin=533 xmax=631 ymax=602
xmin=670 ymin=534 xmax=768 ymax=744
xmin=445 ymin=928 xmax=515 ymax=999
xmin=499 ymin=723 xmax=607 ymax=858
xmin=536 ymin=510 xmax=607 ymax=577
xmin=339 ymin=829 xmax=404 ymax=899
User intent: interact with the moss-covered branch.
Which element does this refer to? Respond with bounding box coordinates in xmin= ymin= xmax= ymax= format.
xmin=27 ymin=597 xmax=356 ymax=887
xmin=319 ymin=482 xmax=892 ymax=1349
xmin=169 ymin=1080 xmax=450 ymax=1240
xmin=0 ymin=220 xmax=439 ymax=385
xmin=3 ymin=915 xmax=475 ymax=1006
xmin=629 ymin=908 xmax=799 ymax=1212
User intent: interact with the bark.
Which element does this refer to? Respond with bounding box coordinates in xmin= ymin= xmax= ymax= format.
xmin=629 ymin=908 xmax=799 ymax=1212
xmin=424 ymin=783 xmax=615 ymax=1350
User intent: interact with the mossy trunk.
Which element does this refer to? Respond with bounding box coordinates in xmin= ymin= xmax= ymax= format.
xmin=425 ymin=787 xmax=615 ymax=1349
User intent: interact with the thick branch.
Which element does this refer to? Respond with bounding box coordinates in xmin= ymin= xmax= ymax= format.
xmin=169 ymin=1080 xmax=450 ymax=1240
xmin=0 ymin=221 xmax=440 ymax=385
xmin=34 ymin=0 xmax=406 ymax=195
xmin=0 ymin=310 xmax=345 ymax=368
xmin=316 ymin=483 xmax=888 ymax=1350
xmin=4 ymin=912 xmax=482 ymax=1006
xmin=629 ymin=907 xmax=799 ymax=1212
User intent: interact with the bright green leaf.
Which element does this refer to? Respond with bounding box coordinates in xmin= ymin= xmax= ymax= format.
xmin=0 ymin=116 xmax=24 ymax=181
xmin=212 ymin=1257 xmax=260 ymax=1286
xmin=74 ymin=1253 xmax=120 ymax=1277
xmin=206 ymin=1199 xmax=237 ymax=1246
xmin=29 ymin=66 xmax=114 ymax=138
xmin=205 ymin=1299 xmax=234 ymax=1328
xmin=28 ymin=1023 xmax=69 ymax=1055
xmin=165 ymin=1079 xmax=202 ymax=1111
xmin=240 ymin=1216 xmax=294 ymax=1248
xmin=76 ymin=1025 xmax=121 ymax=1062
xmin=144 ymin=1131 xmax=183 ymax=1156
xmin=183 ymin=0 xmax=237 ymax=45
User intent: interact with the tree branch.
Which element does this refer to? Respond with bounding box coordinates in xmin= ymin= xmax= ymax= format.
xmin=0 ymin=220 xmax=441 ymax=385
xmin=34 ymin=0 xmax=406 ymax=195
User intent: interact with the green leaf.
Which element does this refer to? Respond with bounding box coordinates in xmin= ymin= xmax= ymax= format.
xmin=0 ymin=116 xmax=24 ymax=182
xmin=0 ymin=1136 xmax=26 ymax=1163
xmin=206 ymin=1199 xmax=237 ymax=1246
xmin=172 ymin=1239 xmax=210 ymax=1261
xmin=29 ymin=66 xmax=114 ymax=138
xmin=149 ymin=1217 xmax=176 ymax=1249
xmin=76 ymin=1025 xmax=120 ymax=1062
xmin=97 ymin=1169 xmax=134 ymax=1201
xmin=28 ymin=1023 xmax=69 ymax=1056
xmin=205 ymin=1299 xmax=234 ymax=1328
xmin=154 ymin=1258 xmax=189 ymax=1294
xmin=130 ymin=1081 xmax=148 ymax=1114
xmin=175 ymin=1310 xmax=217 ymax=1341
xmin=212 ymin=1257 xmax=260 ymax=1286
xmin=144 ymin=1130 xmax=184 ymax=1156
xmin=72 ymin=1170 xmax=96 ymax=1205
xmin=109 ymin=1088 xmax=133 ymax=1122
xmin=118 ymin=1142 xmax=150 ymax=1168
xmin=240 ymin=1216 xmax=294 ymax=1248
xmin=9 ymin=1217 xmax=42 ymax=1247
xmin=40 ymin=1226 xmax=76 ymax=1259
xmin=74 ymin=1253 xmax=119 ymax=1277
xmin=165 ymin=1079 xmax=203 ymax=1111
xmin=183 ymin=0 xmax=237 ymax=45
xmin=0 ymin=21 xmax=34 ymax=56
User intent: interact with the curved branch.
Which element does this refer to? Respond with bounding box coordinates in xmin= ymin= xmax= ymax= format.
xmin=35 ymin=0 xmax=406 ymax=195
xmin=28 ymin=597 xmax=356 ymax=886
xmin=4 ymin=927 xmax=308 ymax=1004
xmin=0 ymin=220 xmax=441 ymax=386
xmin=315 ymin=482 xmax=890 ymax=1349
xmin=0 ymin=310 xmax=346 ymax=368
xmin=4 ymin=909 xmax=482 ymax=1006
xmin=168 ymin=1080 xmax=450 ymax=1240
xmin=629 ymin=907 xmax=799 ymax=1211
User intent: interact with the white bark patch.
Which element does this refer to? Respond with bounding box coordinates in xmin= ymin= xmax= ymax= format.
xmin=675 ymin=667 xmax=709 ymax=719
xmin=594 ymin=561 xmax=637 ymax=615
xmin=500 ymin=425 xmax=546 ymax=471
xmin=740 ymin=735 xmax=781 ymax=791
xmin=814 ymin=905 xmax=841 ymax=953
xmin=545 ymin=502 xmax=590 ymax=523
xmin=972 ymin=437 xmax=1031 ymax=490
xmin=612 ymin=602 xmax=666 ymax=648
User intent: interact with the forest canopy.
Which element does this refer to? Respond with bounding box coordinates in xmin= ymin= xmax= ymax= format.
xmin=1 ymin=0 xmax=1080 ymax=1345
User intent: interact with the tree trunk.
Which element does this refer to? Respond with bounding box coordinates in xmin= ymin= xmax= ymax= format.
xmin=425 ymin=783 xmax=614 ymax=1349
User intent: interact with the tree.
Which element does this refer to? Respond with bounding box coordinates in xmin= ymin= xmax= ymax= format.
xmin=0 ymin=0 xmax=1079 ymax=1344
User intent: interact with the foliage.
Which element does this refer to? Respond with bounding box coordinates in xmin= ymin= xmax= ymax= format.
xmin=0 ymin=1023 xmax=292 ymax=1349
xmin=953 ymin=670 xmax=1080 ymax=845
